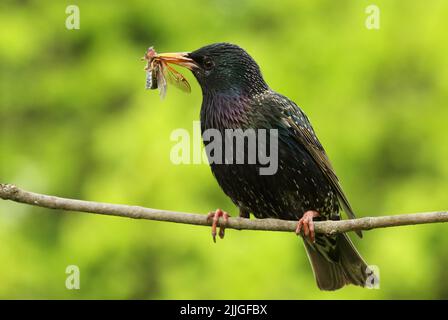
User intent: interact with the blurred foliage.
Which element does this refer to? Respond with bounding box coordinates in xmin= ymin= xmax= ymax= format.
xmin=1 ymin=0 xmax=448 ymax=299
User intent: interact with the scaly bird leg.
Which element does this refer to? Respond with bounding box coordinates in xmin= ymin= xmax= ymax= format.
xmin=295 ymin=210 xmax=320 ymax=243
xmin=207 ymin=209 xmax=230 ymax=243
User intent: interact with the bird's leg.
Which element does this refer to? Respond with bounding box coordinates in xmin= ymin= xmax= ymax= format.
xmin=239 ymin=207 xmax=250 ymax=219
xmin=295 ymin=210 xmax=320 ymax=243
xmin=207 ymin=208 xmax=230 ymax=243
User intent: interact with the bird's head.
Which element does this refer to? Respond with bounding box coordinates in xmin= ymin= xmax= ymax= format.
xmin=157 ymin=43 xmax=269 ymax=96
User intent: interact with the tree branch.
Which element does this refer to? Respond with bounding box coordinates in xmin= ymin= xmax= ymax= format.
xmin=1 ymin=183 xmax=447 ymax=235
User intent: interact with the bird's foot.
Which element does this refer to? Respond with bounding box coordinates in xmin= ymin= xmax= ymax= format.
xmin=295 ymin=210 xmax=320 ymax=243
xmin=207 ymin=209 xmax=230 ymax=243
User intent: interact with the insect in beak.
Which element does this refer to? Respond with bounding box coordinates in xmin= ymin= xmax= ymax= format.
xmin=156 ymin=52 xmax=198 ymax=70
xmin=142 ymin=47 xmax=198 ymax=99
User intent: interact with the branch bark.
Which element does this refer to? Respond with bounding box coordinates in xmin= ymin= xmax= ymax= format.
xmin=1 ymin=183 xmax=447 ymax=235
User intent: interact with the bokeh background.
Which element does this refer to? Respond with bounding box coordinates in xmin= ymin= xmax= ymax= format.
xmin=1 ymin=0 xmax=448 ymax=299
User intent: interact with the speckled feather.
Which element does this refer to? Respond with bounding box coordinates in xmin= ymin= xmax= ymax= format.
xmin=202 ymin=90 xmax=340 ymax=222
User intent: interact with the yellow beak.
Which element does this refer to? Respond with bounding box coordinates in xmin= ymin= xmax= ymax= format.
xmin=155 ymin=52 xmax=198 ymax=70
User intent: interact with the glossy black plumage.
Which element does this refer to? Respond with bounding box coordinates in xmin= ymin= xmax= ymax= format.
xmin=187 ymin=43 xmax=370 ymax=290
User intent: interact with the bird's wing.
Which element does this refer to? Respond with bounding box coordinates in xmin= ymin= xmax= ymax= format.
xmin=276 ymin=95 xmax=361 ymax=236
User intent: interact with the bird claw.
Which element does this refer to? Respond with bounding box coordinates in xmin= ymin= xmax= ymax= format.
xmin=295 ymin=210 xmax=320 ymax=243
xmin=207 ymin=209 xmax=230 ymax=243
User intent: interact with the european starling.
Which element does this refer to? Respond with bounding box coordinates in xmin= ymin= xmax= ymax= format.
xmin=155 ymin=43 xmax=371 ymax=290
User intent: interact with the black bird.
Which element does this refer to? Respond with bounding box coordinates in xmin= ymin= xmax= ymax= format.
xmin=158 ymin=43 xmax=371 ymax=290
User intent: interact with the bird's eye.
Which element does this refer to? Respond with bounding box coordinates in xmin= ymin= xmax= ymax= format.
xmin=203 ymin=57 xmax=214 ymax=70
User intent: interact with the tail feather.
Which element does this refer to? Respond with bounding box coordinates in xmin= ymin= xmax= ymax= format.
xmin=303 ymin=233 xmax=370 ymax=291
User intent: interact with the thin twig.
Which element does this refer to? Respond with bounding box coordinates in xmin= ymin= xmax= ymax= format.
xmin=1 ymin=183 xmax=447 ymax=235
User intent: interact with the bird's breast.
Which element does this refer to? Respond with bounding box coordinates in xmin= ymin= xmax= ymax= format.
xmin=200 ymin=93 xmax=252 ymax=132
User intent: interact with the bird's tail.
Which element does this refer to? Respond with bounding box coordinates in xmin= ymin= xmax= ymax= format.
xmin=303 ymin=233 xmax=375 ymax=291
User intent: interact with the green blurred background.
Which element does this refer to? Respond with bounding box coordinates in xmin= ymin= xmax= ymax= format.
xmin=1 ymin=0 xmax=448 ymax=299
